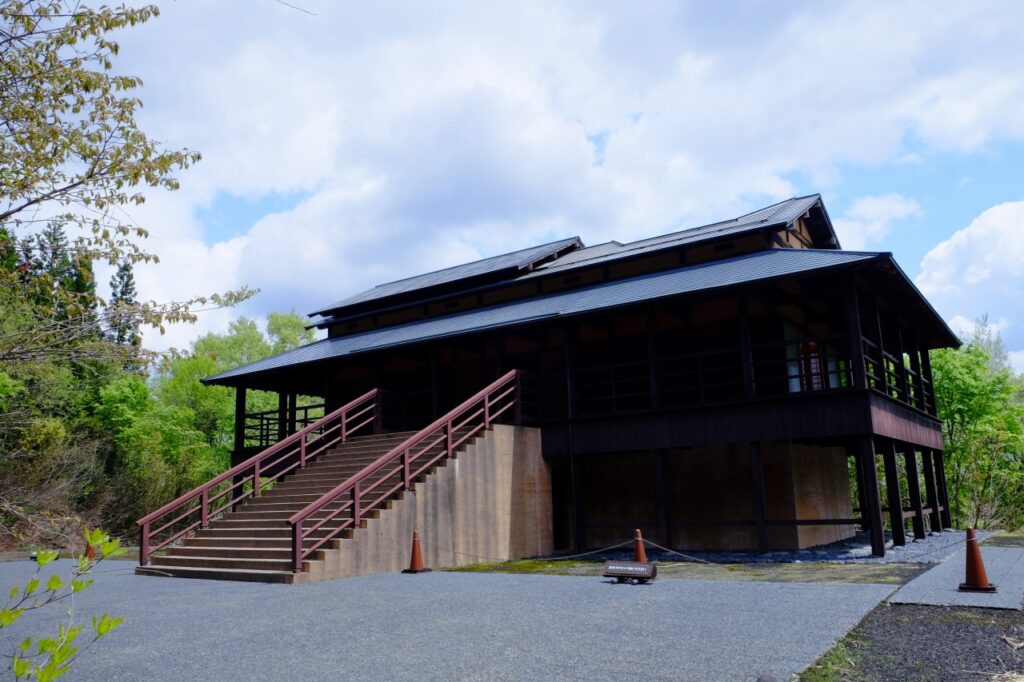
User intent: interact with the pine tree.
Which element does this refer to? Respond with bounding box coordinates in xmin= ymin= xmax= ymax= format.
xmin=108 ymin=260 xmax=141 ymax=348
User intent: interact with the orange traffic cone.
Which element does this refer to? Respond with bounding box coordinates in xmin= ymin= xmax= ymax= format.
xmin=633 ymin=529 xmax=648 ymax=563
xmin=402 ymin=530 xmax=432 ymax=574
xmin=958 ymin=528 xmax=996 ymax=593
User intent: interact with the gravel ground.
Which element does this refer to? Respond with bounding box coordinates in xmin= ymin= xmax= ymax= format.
xmin=568 ymin=529 xmax=987 ymax=566
xmin=0 ymin=559 xmax=893 ymax=682
xmin=803 ymin=603 xmax=1024 ymax=681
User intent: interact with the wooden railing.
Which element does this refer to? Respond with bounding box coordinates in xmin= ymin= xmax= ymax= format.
xmin=244 ymin=402 xmax=325 ymax=448
xmin=136 ymin=389 xmax=381 ymax=566
xmin=288 ymin=370 xmax=522 ymax=572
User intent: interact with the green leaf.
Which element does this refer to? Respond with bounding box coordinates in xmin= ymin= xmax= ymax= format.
xmin=23 ymin=578 xmax=40 ymax=596
xmin=11 ymin=655 xmax=31 ymax=679
xmin=70 ymin=579 xmax=92 ymax=593
xmin=20 ymin=636 xmax=32 ymax=653
xmin=9 ymin=585 xmax=18 ymax=598
xmin=35 ymin=550 xmax=60 ymax=567
xmin=92 ymin=612 xmax=123 ymax=637
xmin=1 ymin=607 xmax=24 ymax=627
xmin=46 ymin=575 xmax=64 ymax=592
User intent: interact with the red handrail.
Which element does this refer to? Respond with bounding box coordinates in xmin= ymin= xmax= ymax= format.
xmin=136 ymin=388 xmax=380 ymax=565
xmin=287 ymin=370 xmax=521 ymax=572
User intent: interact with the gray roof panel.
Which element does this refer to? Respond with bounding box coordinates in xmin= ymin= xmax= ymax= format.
xmin=206 ymin=248 xmax=878 ymax=385
xmin=311 ymin=236 xmax=581 ymax=316
xmin=525 ymin=195 xmax=823 ymax=278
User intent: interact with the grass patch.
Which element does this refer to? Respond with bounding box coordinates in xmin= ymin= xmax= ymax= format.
xmin=799 ymin=632 xmax=869 ymax=681
xmin=984 ymin=529 xmax=1024 ymax=547
xmin=447 ymin=558 xmax=928 ymax=585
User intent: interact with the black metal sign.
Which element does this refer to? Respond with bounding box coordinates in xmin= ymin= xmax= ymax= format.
xmin=602 ymin=560 xmax=657 ymax=583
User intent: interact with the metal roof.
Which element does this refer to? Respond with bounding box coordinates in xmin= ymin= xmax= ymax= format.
xmin=311 ymin=236 xmax=582 ymax=316
xmin=523 ymin=194 xmax=824 ymax=278
xmin=206 ymin=248 xmax=879 ymax=385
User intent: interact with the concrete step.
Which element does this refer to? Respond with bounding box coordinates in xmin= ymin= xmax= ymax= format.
xmin=135 ymin=564 xmax=300 ymax=583
xmin=166 ymin=545 xmax=296 ymax=560
xmin=196 ymin=526 xmax=352 ymax=539
xmin=184 ymin=536 xmax=293 ymax=549
xmin=152 ymin=554 xmax=297 ymax=572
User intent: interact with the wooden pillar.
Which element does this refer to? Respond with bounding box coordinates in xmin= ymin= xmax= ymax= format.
xmin=845 ymin=279 xmax=867 ymax=390
xmin=853 ymin=452 xmax=869 ymax=531
xmin=749 ymin=441 xmax=769 ymax=552
xmin=287 ymin=393 xmax=298 ymax=435
xmin=233 ymin=386 xmax=247 ymax=457
xmin=934 ymin=450 xmax=952 ymax=529
xmin=276 ymin=392 xmax=287 ymax=443
xmin=429 ymin=346 xmax=439 ymax=420
xmin=655 ymin=450 xmax=671 ymax=548
xmin=565 ymin=322 xmax=585 ymax=551
xmin=907 ymin=331 xmax=925 ymax=410
xmin=646 ymin=310 xmax=662 ymax=409
xmin=922 ymin=448 xmax=942 ymax=532
xmin=902 ymin=445 xmax=927 ymax=540
xmin=857 ymin=436 xmax=886 ymax=556
xmin=894 ymin=324 xmax=910 ymax=404
xmin=881 ymin=439 xmax=906 ymax=546
xmin=921 ymin=350 xmax=935 ymax=415
xmin=738 ymin=293 xmax=755 ymax=401
xmin=871 ymin=293 xmax=889 ymax=396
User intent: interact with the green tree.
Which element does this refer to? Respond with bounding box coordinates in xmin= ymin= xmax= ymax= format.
xmin=932 ymin=320 xmax=1024 ymax=529
xmin=107 ymin=260 xmax=141 ymax=349
xmin=0 ymin=0 xmax=253 ymax=367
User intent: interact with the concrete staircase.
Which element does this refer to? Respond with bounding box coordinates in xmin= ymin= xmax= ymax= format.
xmin=136 ymin=431 xmax=422 ymax=583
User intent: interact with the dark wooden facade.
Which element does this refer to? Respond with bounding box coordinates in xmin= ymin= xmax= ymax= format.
xmin=206 ymin=196 xmax=958 ymax=556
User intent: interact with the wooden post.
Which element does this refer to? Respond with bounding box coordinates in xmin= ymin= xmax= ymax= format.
xmin=922 ymin=448 xmax=942 ymax=532
xmin=934 ymin=450 xmax=952 ymax=529
xmin=749 ymin=441 xmax=769 ymax=552
xmin=881 ymin=439 xmax=906 ymax=546
xmin=233 ymin=386 xmax=247 ymax=456
xmin=902 ymin=445 xmax=927 ymax=540
xmin=858 ymin=436 xmax=886 ymax=556
xmin=907 ymin=331 xmax=925 ymax=411
xmin=232 ymin=386 xmax=247 ymax=512
xmin=871 ymin=293 xmax=889 ymax=396
xmin=853 ymin=451 xmax=869 ymax=531
xmin=655 ymin=450 xmax=671 ymax=548
xmin=845 ymin=278 xmax=867 ymax=390
xmin=921 ymin=350 xmax=935 ymax=415
xmin=565 ymin=322 xmax=585 ymax=551
xmin=287 ymin=393 xmax=298 ymax=435
xmin=738 ymin=293 xmax=755 ymax=401
xmin=276 ymin=391 xmax=287 ymax=444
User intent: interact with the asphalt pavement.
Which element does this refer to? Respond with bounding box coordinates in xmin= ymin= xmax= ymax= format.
xmin=0 ymin=559 xmax=894 ymax=681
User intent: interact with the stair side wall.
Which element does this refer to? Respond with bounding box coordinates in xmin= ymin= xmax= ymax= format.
xmin=310 ymin=425 xmax=551 ymax=581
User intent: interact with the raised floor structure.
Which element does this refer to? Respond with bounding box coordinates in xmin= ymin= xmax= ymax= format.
xmin=140 ymin=194 xmax=958 ymax=580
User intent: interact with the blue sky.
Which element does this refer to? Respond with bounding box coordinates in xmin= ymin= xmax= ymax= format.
xmin=109 ymin=1 xmax=1024 ymax=370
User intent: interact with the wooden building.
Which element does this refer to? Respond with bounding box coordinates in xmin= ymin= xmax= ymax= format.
xmin=204 ymin=195 xmax=958 ymax=557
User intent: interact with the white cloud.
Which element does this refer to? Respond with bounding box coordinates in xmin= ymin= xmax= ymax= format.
xmin=89 ymin=0 xmax=1024 ymax=352
xmin=917 ymin=202 xmax=1024 ymax=356
xmin=833 ymin=194 xmax=922 ymax=251
xmin=1009 ymin=350 xmax=1024 ymax=375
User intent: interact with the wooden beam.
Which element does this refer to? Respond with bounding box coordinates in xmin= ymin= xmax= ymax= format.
xmin=922 ymin=448 xmax=942 ymax=532
xmin=881 ymin=439 xmax=906 ymax=546
xmin=858 ymin=436 xmax=886 ymax=556
xmin=901 ymin=444 xmax=927 ymax=540
xmin=749 ymin=441 xmax=769 ymax=552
